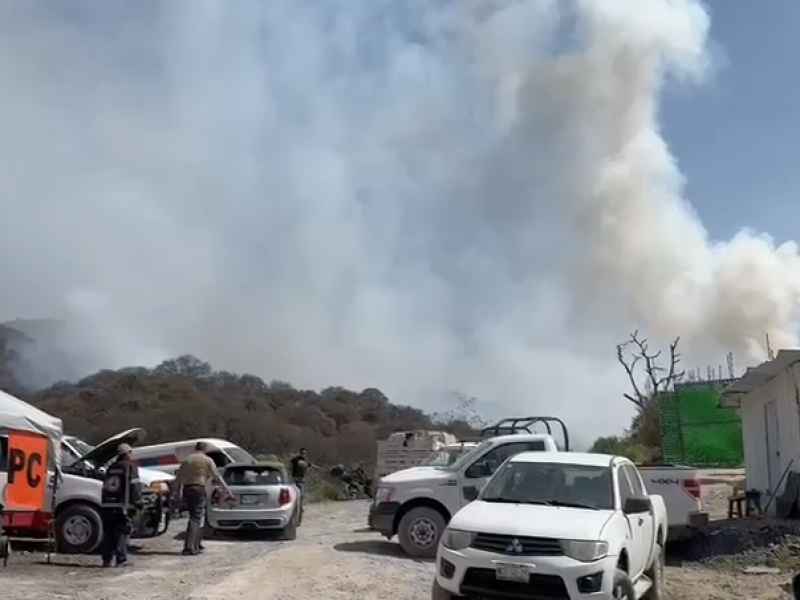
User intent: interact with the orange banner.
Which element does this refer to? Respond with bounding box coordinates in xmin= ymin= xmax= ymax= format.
xmin=6 ymin=430 xmax=49 ymax=511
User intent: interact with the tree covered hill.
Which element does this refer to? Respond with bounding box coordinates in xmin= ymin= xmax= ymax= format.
xmin=11 ymin=354 xmax=474 ymax=468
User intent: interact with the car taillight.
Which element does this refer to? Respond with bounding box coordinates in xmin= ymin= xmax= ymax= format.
xmin=682 ymin=478 xmax=701 ymax=500
xmin=210 ymin=490 xmax=221 ymax=506
xmin=279 ymin=488 xmax=290 ymax=506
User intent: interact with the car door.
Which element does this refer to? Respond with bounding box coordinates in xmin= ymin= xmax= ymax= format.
xmin=623 ymin=464 xmax=655 ymax=569
xmin=459 ymin=441 xmax=546 ymax=508
xmin=617 ymin=464 xmax=649 ymax=577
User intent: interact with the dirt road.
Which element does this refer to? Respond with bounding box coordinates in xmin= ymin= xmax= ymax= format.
xmin=1 ymin=501 xmax=794 ymax=599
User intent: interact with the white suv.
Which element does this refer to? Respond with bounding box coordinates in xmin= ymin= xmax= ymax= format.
xmin=433 ymin=452 xmax=667 ymax=600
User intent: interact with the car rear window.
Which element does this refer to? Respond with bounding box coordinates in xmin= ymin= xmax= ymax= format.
xmin=223 ymin=466 xmax=285 ymax=486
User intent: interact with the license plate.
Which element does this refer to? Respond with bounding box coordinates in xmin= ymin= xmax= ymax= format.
xmin=495 ymin=562 xmax=530 ymax=582
xmin=240 ymin=494 xmax=260 ymax=505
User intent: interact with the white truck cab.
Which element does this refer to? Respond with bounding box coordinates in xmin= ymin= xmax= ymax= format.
xmin=1 ymin=428 xmax=174 ymax=554
xmin=433 ymin=452 xmax=668 ymax=600
xmin=369 ymin=432 xmax=560 ymax=557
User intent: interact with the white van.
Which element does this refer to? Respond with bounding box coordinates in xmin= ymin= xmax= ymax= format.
xmin=130 ymin=438 xmax=255 ymax=476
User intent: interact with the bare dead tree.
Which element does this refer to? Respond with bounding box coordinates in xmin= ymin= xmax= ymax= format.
xmin=616 ymin=330 xmax=685 ymax=410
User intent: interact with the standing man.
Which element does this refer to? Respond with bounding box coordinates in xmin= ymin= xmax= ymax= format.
xmin=100 ymin=443 xmax=142 ymax=568
xmin=290 ymin=448 xmax=312 ymax=496
xmin=174 ymin=441 xmax=232 ymax=556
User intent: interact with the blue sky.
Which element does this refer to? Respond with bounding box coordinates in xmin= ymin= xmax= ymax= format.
xmin=663 ymin=2 xmax=800 ymax=242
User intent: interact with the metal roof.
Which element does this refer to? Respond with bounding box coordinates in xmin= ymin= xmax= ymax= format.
xmin=719 ymin=349 xmax=800 ymax=407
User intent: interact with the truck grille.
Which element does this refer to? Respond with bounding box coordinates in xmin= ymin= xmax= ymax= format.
xmin=471 ymin=533 xmax=563 ymax=556
xmin=461 ymin=567 xmax=569 ymax=600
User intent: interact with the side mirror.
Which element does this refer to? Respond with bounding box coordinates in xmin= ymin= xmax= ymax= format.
xmin=463 ymin=486 xmax=480 ymax=502
xmin=623 ymin=496 xmax=652 ymax=514
xmin=465 ymin=461 xmax=490 ymax=479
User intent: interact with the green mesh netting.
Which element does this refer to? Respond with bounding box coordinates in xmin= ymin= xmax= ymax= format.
xmin=658 ymin=380 xmax=744 ymax=467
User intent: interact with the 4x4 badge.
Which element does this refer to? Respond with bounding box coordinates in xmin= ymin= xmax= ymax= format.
xmin=506 ymin=539 xmax=524 ymax=554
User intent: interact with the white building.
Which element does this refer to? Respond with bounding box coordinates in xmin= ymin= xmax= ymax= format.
xmin=720 ymin=350 xmax=800 ymax=504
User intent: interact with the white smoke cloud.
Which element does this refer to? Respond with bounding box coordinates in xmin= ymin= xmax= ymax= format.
xmin=1 ymin=0 xmax=798 ymax=444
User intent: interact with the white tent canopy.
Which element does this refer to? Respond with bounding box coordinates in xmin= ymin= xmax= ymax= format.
xmin=0 ymin=388 xmax=62 ymax=465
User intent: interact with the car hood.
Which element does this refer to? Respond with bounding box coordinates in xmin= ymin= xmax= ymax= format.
xmin=450 ymin=501 xmax=615 ymax=541
xmin=138 ymin=467 xmax=174 ymax=484
xmin=77 ymin=428 xmax=146 ymax=467
xmin=379 ymin=467 xmax=454 ymax=484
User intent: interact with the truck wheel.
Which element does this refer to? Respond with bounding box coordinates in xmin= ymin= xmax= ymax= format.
xmin=398 ymin=507 xmax=446 ymax=558
xmin=643 ymin=543 xmax=664 ymax=599
xmin=431 ymin=579 xmax=453 ymax=600
xmin=612 ymin=569 xmax=635 ymax=599
xmin=56 ymin=504 xmax=103 ymax=554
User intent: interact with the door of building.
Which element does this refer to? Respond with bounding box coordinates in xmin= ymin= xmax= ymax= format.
xmin=764 ymin=399 xmax=781 ymax=492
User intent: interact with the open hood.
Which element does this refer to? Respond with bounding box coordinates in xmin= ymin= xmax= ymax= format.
xmin=78 ymin=428 xmax=146 ymax=467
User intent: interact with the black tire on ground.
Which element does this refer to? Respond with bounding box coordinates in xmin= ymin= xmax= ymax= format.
xmin=281 ymin=513 xmax=298 ymax=541
xmin=398 ymin=506 xmax=447 ymax=559
xmin=642 ymin=543 xmax=665 ymax=600
xmin=203 ymin=517 xmax=216 ymax=539
xmin=431 ymin=579 xmax=453 ymax=600
xmin=55 ymin=503 xmax=103 ymax=554
xmin=612 ymin=569 xmax=636 ymax=599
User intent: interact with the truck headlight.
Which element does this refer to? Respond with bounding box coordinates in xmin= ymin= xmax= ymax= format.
xmin=561 ymin=540 xmax=608 ymax=562
xmin=441 ymin=528 xmax=475 ymax=551
xmin=374 ymin=487 xmax=394 ymax=504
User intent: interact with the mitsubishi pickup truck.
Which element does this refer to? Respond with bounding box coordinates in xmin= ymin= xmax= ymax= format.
xmin=433 ymin=451 xmax=668 ymax=600
xmin=369 ymin=416 xmax=704 ymax=558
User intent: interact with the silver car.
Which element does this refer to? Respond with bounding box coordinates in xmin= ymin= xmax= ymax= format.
xmin=206 ymin=461 xmax=303 ymax=540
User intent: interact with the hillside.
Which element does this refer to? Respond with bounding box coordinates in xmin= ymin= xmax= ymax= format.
xmin=17 ymin=354 xmax=475 ymax=468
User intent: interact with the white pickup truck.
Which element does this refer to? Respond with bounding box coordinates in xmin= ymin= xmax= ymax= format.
xmin=433 ymin=452 xmax=668 ymax=600
xmin=370 ymin=433 xmax=561 ymax=557
xmin=370 ymin=422 xmax=705 ymax=558
xmin=1 ymin=428 xmax=173 ymax=554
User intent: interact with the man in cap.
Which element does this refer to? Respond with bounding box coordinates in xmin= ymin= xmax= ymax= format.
xmin=174 ymin=441 xmax=232 ymax=556
xmin=100 ymin=443 xmax=142 ymax=567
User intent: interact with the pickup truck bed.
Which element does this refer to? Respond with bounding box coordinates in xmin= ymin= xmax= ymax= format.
xmin=639 ymin=465 xmax=707 ymax=538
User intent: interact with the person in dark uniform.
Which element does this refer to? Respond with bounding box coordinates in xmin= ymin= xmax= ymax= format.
xmin=100 ymin=443 xmax=142 ymax=568
xmin=290 ymin=448 xmax=313 ymax=495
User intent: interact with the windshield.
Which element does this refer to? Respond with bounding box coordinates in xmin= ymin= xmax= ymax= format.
xmin=62 ymin=438 xmax=95 ymax=467
xmin=69 ymin=438 xmax=95 ymax=457
xmin=421 ymin=447 xmax=467 ymax=467
xmin=445 ymin=440 xmax=493 ymax=472
xmin=481 ymin=462 xmax=613 ymax=510
xmin=226 ymin=447 xmax=256 ymax=464
xmin=223 ymin=465 xmax=285 ymax=486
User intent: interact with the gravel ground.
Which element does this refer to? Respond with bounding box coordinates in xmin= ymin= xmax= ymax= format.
xmin=1 ymin=500 xmax=797 ymax=599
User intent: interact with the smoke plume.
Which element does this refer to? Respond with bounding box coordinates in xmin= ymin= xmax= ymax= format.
xmin=1 ymin=0 xmax=798 ymax=443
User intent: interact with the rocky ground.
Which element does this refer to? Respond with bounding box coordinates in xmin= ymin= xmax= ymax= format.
xmin=1 ymin=499 xmax=798 ymax=599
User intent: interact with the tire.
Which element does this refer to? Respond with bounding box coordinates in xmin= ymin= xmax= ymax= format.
xmin=431 ymin=579 xmax=453 ymax=600
xmin=203 ymin=517 xmax=216 ymax=539
xmin=281 ymin=512 xmax=298 ymax=541
xmin=398 ymin=506 xmax=446 ymax=559
xmin=56 ymin=503 xmax=103 ymax=554
xmin=642 ymin=543 xmax=665 ymax=600
xmin=612 ymin=569 xmax=636 ymax=600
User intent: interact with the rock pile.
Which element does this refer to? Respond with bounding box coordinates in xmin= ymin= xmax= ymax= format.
xmin=669 ymin=521 xmax=800 ymax=569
